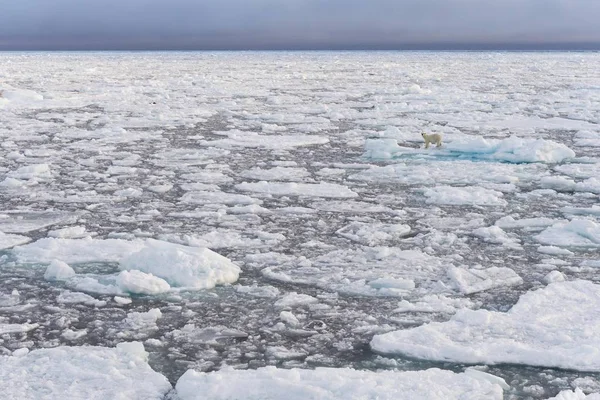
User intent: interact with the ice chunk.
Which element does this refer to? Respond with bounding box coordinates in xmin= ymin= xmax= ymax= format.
xmin=371 ymin=280 xmax=600 ymax=371
xmin=0 ymin=344 xmax=171 ymax=399
xmin=274 ymin=292 xmax=319 ymax=309
xmin=44 ymin=259 xmax=76 ymax=281
xmin=445 ymin=136 xmax=576 ymax=163
xmin=167 ymin=324 xmax=248 ymax=344
xmin=543 ymin=270 xmax=566 ymax=284
xmin=7 ymin=164 xmax=52 ymax=180
xmin=547 ymin=389 xmax=600 ymax=400
xmin=175 ymin=366 xmax=505 ymax=400
xmin=394 ymin=295 xmax=476 ymax=314
xmin=472 ymin=226 xmax=521 ymax=248
xmin=116 ymin=270 xmax=171 ymax=295
xmin=0 ymin=323 xmax=39 ymax=335
xmin=336 ymin=222 xmax=411 ymax=245
xmin=199 ymin=131 xmax=329 ymax=149
xmin=424 ymin=186 xmax=506 ymax=206
xmin=364 ymin=136 xmax=575 ymax=163
xmin=495 ymin=216 xmax=560 ymax=229
xmin=120 ymin=239 xmax=240 ymax=289
xmin=448 ymin=266 xmax=523 ymax=294
xmin=0 ymin=231 xmax=30 ymax=250
xmin=235 ymin=181 xmax=358 ymax=199
xmin=538 ymin=246 xmax=574 ymax=256
xmin=124 ymin=308 xmax=162 ymax=331
xmin=541 ymin=176 xmax=576 ymax=191
xmin=57 ymin=291 xmax=106 ymax=307
xmin=536 ymin=219 xmax=600 ymax=248
xmin=48 ymin=226 xmax=89 ymax=239
xmin=13 ymin=237 xmax=146 ymax=264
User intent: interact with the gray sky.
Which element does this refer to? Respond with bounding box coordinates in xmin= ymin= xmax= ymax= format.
xmin=1 ymin=0 xmax=599 ymax=50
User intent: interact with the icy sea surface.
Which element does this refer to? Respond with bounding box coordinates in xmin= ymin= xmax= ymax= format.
xmin=1 ymin=51 xmax=600 ymax=399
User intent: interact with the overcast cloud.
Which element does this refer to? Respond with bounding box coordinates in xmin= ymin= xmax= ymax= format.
xmin=1 ymin=0 xmax=599 ymax=50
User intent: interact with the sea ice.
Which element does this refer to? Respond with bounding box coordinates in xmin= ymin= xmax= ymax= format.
xmin=448 ymin=266 xmax=523 ymax=294
xmin=235 ymin=181 xmax=358 ymax=199
xmin=0 ymin=231 xmax=30 ymax=250
xmin=120 ymin=239 xmax=240 ymax=289
xmin=175 ymin=366 xmax=505 ymax=400
xmin=44 ymin=260 xmax=76 ymax=281
xmin=0 ymin=342 xmax=171 ymax=399
xmin=364 ymin=136 xmax=575 ymax=163
xmin=424 ymin=186 xmax=507 ymax=206
xmin=536 ymin=219 xmax=600 ymax=248
xmin=371 ymin=280 xmax=600 ymax=371
xmin=116 ymin=270 xmax=171 ymax=295
xmin=547 ymin=389 xmax=600 ymax=400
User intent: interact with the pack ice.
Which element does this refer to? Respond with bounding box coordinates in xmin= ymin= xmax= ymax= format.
xmin=371 ymin=281 xmax=600 ymax=371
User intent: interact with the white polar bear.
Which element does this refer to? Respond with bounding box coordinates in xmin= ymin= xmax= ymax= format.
xmin=421 ymin=132 xmax=442 ymax=149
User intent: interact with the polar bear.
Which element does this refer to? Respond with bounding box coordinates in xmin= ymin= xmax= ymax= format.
xmin=421 ymin=132 xmax=442 ymax=149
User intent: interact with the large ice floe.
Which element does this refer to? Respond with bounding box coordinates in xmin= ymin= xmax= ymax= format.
xmin=175 ymin=366 xmax=505 ymax=400
xmin=0 ymin=342 xmax=171 ymax=399
xmin=535 ymin=219 xmax=600 ymax=248
xmin=371 ymin=280 xmax=600 ymax=371
xmin=12 ymin=238 xmax=240 ymax=292
xmin=364 ymin=136 xmax=576 ymax=163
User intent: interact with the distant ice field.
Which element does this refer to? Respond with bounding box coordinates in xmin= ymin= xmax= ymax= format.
xmin=1 ymin=51 xmax=600 ymax=399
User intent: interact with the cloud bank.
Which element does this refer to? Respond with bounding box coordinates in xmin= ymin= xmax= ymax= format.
xmin=1 ymin=0 xmax=599 ymax=50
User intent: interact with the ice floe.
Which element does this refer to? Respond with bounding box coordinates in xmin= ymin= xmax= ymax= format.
xmin=235 ymin=181 xmax=358 ymax=198
xmin=0 ymin=231 xmax=30 ymax=250
xmin=13 ymin=238 xmax=240 ymax=291
xmin=175 ymin=366 xmax=505 ymax=400
xmin=43 ymin=260 xmax=76 ymax=281
xmin=0 ymin=343 xmax=171 ymax=399
xmin=448 ymin=266 xmax=523 ymax=294
xmin=424 ymin=186 xmax=507 ymax=206
xmin=536 ymin=219 xmax=600 ymax=248
xmin=120 ymin=239 xmax=240 ymax=289
xmin=371 ymin=280 xmax=600 ymax=371
xmin=364 ymin=136 xmax=575 ymax=163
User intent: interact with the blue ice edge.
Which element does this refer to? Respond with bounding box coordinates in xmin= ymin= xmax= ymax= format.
xmin=362 ymin=137 xmax=578 ymax=164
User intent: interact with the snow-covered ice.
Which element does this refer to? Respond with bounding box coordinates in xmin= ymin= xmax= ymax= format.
xmin=371 ymin=281 xmax=600 ymax=371
xmin=176 ymin=366 xmax=505 ymax=400
xmin=0 ymin=342 xmax=171 ymax=399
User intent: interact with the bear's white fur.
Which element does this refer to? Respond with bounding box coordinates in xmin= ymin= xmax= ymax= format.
xmin=422 ymin=132 xmax=442 ymax=149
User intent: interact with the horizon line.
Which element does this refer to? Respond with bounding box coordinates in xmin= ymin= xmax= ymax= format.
xmin=2 ymin=42 xmax=600 ymax=52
